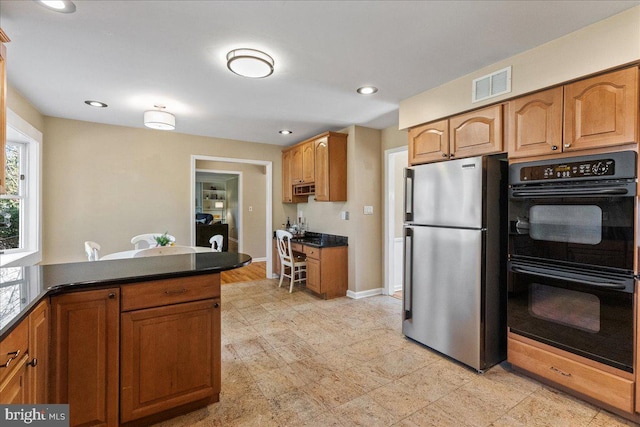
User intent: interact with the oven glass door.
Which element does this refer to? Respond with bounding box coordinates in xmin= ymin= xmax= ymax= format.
xmin=508 ymin=194 xmax=634 ymax=271
xmin=508 ymin=262 xmax=634 ymax=372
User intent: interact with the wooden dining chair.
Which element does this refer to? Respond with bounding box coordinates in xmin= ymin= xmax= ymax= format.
xmin=130 ymin=233 xmax=176 ymax=249
xmin=209 ymin=234 xmax=224 ymax=252
xmin=275 ymin=230 xmax=307 ymax=293
xmin=84 ymin=241 xmax=101 ymax=261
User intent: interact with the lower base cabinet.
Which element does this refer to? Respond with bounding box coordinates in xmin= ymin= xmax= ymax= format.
xmin=120 ymin=299 xmax=221 ymax=424
xmin=0 ymin=355 xmax=29 ymax=403
xmin=50 ymin=288 xmax=120 ymax=427
xmin=49 ymin=275 xmax=222 ymax=427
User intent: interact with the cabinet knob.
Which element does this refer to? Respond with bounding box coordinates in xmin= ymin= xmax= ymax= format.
xmin=551 ymin=145 xmax=558 ymax=150
xmin=449 ymin=153 xmax=455 ymax=158
xmin=213 ymin=302 xmax=220 ymax=308
xmin=564 ymin=143 xmax=571 ymax=148
xmin=108 ymin=292 xmax=116 ymax=299
xmin=27 ymin=358 xmax=38 ymax=368
xmin=442 ymin=153 xmax=447 ymax=158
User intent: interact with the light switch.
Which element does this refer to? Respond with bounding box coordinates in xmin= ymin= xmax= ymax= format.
xmin=341 ymin=211 xmax=349 ymax=220
xmin=364 ymin=206 xmax=374 ymax=215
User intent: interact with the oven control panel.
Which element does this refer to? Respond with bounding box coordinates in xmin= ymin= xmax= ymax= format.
xmin=520 ymin=158 xmax=615 ymax=181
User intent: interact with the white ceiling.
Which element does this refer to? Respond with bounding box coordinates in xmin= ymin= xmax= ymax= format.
xmin=1 ymin=0 xmax=638 ymax=146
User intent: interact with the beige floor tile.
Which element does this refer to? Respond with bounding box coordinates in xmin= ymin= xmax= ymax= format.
xmin=368 ymin=379 xmax=430 ymax=421
xmin=334 ymin=394 xmax=397 ymax=427
xmin=588 ymin=410 xmax=640 ymax=426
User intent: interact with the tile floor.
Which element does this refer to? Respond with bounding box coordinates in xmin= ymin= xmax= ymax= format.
xmin=155 ymin=279 xmax=639 ymax=427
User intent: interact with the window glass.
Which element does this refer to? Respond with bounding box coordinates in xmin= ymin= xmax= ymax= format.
xmin=530 ymin=283 xmax=600 ymax=333
xmin=0 ymin=267 xmax=26 ymax=329
xmin=1 ymin=142 xmax=24 ymax=251
xmin=529 ymin=205 xmax=602 ymax=245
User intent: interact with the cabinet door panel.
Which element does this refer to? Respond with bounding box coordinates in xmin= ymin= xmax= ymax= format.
xmin=564 ymin=67 xmax=638 ymax=151
xmin=51 ymin=288 xmax=119 ymax=427
xmin=450 ymin=105 xmax=503 ymax=158
xmin=314 ymin=137 xmax=329 ymax=201
xmin=508 ymin=87 xmax=563 ymax=158
xmin=28 ymin=300 xmax=49 ymax=404
xmin=120 ymin=299 xmax=220 ymax=423
xmin=306 ymin=258 xmax=321 ymax=293
xmin=301 ymin=141 xmax=315 ymax=183
xmin=291 ymin=145 xmax=303 ymax=184
xmin=408 ymin=120 xmax=449 ymax=165
xmin=0 ymin=356 xmax=28 ymax=404
xmin=282 ymin=149 xmax=293 ymax=203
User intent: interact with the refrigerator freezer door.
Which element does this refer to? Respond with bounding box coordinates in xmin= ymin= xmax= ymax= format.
xmin=403 ymin=225 xmax=483 ymax=370
xmin=407 ymin=156 xmax=484 ymax=228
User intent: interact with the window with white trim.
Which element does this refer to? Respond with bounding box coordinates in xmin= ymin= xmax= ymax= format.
xmin=1 ymin=141 xmax=25 ymax=251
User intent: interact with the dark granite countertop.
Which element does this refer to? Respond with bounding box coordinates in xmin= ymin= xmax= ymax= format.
xmin=278 ymin=231 xmax=348 ymax=248
xmin=0 ymin=252 xmax=251 ymax=340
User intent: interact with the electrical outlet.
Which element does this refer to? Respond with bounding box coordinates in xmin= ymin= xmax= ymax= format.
xmin=364 ymin=206 xmax=374 ymax=215
xmin=249 ymin=206 xmax=253 ymax=212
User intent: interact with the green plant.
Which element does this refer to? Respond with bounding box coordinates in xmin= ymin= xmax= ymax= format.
xmin=154 ymin=232 xmax=172 ymax=247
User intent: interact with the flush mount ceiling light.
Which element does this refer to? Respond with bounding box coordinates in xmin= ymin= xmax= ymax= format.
xmin=226 ymin=48 xmax=274 ymax=78
xmin=279 ymin=129 xmax=293 ymax=135
xmin=357 ymin=86 xmax=378 ymax=95
xmin=35 ymin=0 xmax=76 ymax=13
xmin=84 ymin=100 xmax=108 ymax=108
xmin=144 ymin=105 xmax=175 ymax=131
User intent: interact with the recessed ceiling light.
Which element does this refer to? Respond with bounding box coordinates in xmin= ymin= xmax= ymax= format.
xmin=36 ymin=0 xmax=76 ymax=13
xmin=84 ymin=100 xmax=108 ymax=108
xmin=279 ymin=129 xmax=293 ymax=135
xmin=357 ymin=86 xmax=378 ymax=95
xmin=226 ymin=48 xmax=274 ymax=78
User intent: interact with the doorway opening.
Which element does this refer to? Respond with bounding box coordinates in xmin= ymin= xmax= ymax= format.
xmin=384 ymin=146 xmax=408 ymax=297
xmin=190 ymin=155 xmax=273 ymax=279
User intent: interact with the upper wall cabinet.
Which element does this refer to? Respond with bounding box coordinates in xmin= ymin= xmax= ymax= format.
xmin=449 ymin=104 xmax=504 ymax=160
xmin=408 ymin=105 xmax=504 ymax=166
xmin=0 ymin=29 xmax=9 ymax=195
xmin=408 ymin=119 xmax=449 ymax=164
xmin=507 ymin=87 xmax=563 ymax=158
xmin=282 ymin=131 xmax=347 ymax=203
xmin=314 ymin=132 xmax=347 ymax=202
xmin=508 ymin=66 xmax=639 ymax=158
xmin=564 ymin=67 xmax=638 ymax=152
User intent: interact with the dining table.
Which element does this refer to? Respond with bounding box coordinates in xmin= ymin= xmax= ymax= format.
xmin=100 ymin=245 xmax=213 ymax=260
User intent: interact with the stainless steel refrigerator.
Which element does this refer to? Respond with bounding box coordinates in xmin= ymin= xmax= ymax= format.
xmin=403 ymin=154 xmax=507 ymax=372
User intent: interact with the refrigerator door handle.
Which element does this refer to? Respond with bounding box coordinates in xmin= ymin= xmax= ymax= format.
xmin=404 ymin=228 xmax=413 ymax=320
xmin=404 ymin=168 xmax=414 ymax=222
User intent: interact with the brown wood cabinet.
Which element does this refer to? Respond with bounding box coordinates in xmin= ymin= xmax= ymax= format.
xmin=0 ymin=300 xmax=48 ymax=405
xmin=408 ymin=105 xmax=504 ymax=165
xmin=508 ymin=67 xmax=639 ymax=159
xmin=313 ymin=132 xmax=347 ymax=201
xmin=0 ymin=28 xmax=9 ymax=195
xmin=282 ymin=149 xmax=293 ymax=203
xmin=408 ymin=119 xmax=449 ymax=164
xmin=303 ymin=245 xmax=348 ymax=299
xmin=120 ymin=299 xmax=220 ymax=424
xmin=507 ymin=87 xmax=564 ymax=158
xmin=0 ymin=316 xmax=29 ymax=404
xmin=282 ymin=131 xmax=347 ymax=203
xmin=450 ymin=104 xmax=504 ymax=159
xmin=51 ymin=288 xmax=120 ymax=427
xmin=509 ymin=335 xmax=634 ymax=413
xmin=27 ymin=300 xmax=49 ymax=403
xmin=119 ymin=275 xmax=221 ymax=425
xmin=564 ymin=67 xmax=638 ymax=152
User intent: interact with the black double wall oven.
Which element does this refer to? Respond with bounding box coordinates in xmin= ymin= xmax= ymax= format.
xmin=508 ymin=151 xmax=636 ymax=373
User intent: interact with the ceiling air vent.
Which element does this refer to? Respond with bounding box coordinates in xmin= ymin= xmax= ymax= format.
xmin=472 ymin=66 xmax=511 ymax=103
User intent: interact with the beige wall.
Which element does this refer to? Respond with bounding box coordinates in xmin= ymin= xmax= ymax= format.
xmin=196 ymin=160 xmax=266 ymax=258
xmin=7 ymin=85 xmax=44 ymax=133
xmin=400 ymin=5 xmax=640 ymax=129
xmin=297 ymin=125 xmax=383 ymax=295
xmin=41 ymin=117 xmax=284 ymax=264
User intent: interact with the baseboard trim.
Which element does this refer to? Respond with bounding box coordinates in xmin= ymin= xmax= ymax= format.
xmin=251 ymin=257 xmax=266 ymax=262
xmin=346 ymin=288 xmax=384 ymax=299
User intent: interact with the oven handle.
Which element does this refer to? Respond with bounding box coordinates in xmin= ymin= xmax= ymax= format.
xmin=511 ymin=266 xmax=628 ymax=290
xmin=511 ymin=187 xmax=630 ymax=198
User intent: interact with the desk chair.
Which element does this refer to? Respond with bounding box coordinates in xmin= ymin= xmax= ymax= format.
xmin=209 ymin=235 xmax=224 ymax=252
xmin=130 ymin=233 xmax=176 ymax=249
xmin=84 ymin=241 xmax=101 ymax=261
xmin=275 ymin=230 xmax=307 ymax=293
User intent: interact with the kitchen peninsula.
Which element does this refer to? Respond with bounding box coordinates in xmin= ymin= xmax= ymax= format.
xmin=0 ymin=252 xmax=251 ymax=426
